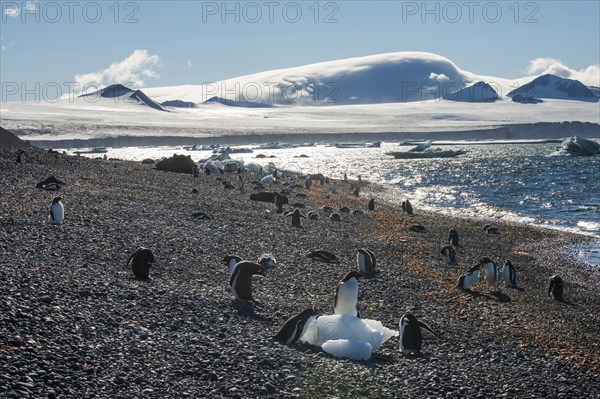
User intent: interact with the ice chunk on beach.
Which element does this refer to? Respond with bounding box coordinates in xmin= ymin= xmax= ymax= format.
xmin=300 ymin=315 xmax=399 ymax=351
xmin=322 ymin=339 xmax=373 ymax=361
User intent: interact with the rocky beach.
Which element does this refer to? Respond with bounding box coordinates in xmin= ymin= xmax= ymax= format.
xmin=1 ymin=138 xmax=599 ymax=398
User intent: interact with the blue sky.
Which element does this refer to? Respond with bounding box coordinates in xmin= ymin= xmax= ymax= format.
xmin=1 ymin=0 xmax=599 ymax=91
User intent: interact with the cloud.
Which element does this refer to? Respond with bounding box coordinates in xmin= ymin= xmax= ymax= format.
xmin=526 ymin=58 xmax=600 ymax=87
xmin=187 ymin=60 xmax=193 ymax=69
xmin=74 ymin=49 xmax=161 ymax=89
xmin=429 ymin=72 xmax=449 ymax=83
xmin=4 ymin=4 xmax=20 ymax=17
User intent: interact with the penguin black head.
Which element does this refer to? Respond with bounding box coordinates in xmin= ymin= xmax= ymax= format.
xmin=223 ymin=255 xmax=242 ymax=268
xmin=52 ymin=197 xmax=62 ymax=204
xmin=479 ymin=257 xmax=493 ymax=265
xmin=341 ymin=271 xmax=362 ymax=282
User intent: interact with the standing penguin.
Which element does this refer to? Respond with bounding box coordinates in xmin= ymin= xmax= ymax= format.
xmin=352 ymin=185 xmax=360 ymax=197
xmin=502 ymin=260 xmax=517 ymax=287
xmin=368 ymin=198 xmax=375 ymax=211
xmin=274 ymin=193 xmax=285 ymax=214
xmin=402 ymin=200 xmax=413 ymax=215
xmin=16 ymin=150 xmax=26 ymax=164
xmin=440 ymin=246 xmax=457 ymax=265
xmin=274 ymin=308 xmax=319 ymax=345
xmin=399 ymin=312 xmax=437 ymax=355
xmin=343 ymin=172 xmax=348 ymax=182
xmin=304 ymin=177 xmax=312 ymax=189
xmin=457 ymin=265 xmax=481 ymax=290
xmin=331 ymin=183 xmax=337 ymax=193
xmin=548 ymin=275 xmax=564 ymax=301
xmin=237 ymin=174 xmax=244 ymax=191
xmin=356 ymin=249 xmax=377 ymax=275
xmin=128 ymin=247 xmax=155 ymax=279
xmin=448 ymin=229 xmax=460 ymax=246
xmin=333 ymin=271 xmax=362 ymax=317
xmin=287 ymin=208 xmax=306 ymax=228
xmin=480 ymin=257 xmax=499 ymax=291
xmin=230 ymin=261 xmax=267 ymax=301
xmin=48 ymin=197 xmax=64 ymax=225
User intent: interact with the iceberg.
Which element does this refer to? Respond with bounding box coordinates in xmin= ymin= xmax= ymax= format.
xmin=322 ymin=339 xmax=373 ymax=361
xmin=555 ymin=136 xmax=600 ymax=156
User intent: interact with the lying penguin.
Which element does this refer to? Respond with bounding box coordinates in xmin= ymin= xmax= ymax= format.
xmin=274 ymin=308 xmax=319 ymax=345
xmin=456 ymin=265 xmax=481 ymax=290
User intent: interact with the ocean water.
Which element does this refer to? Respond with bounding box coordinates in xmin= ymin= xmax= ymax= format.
xmin=68 ymin=141 xmax=600 ymax=265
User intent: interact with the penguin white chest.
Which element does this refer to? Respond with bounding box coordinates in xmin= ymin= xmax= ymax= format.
xmin=463 ymin=270 xmax=480 ymax=289
xmin=49 ymin=202 xmax=64 ymax=225
xmin=334 ymin=278 xmax=359 ymax=316
xmin=483 ymin=262 xmax=497 ymax=285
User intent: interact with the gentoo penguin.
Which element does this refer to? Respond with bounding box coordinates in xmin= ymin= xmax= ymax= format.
xmin=448 ymin=229 xmax=460 ymax=246
xmin=484 ymin=225 xmax=500 ymax=235
xmin=42 ymin=183 xmax=61 ymax=191
xmin=321 ymin=206 xmax=334 ymax=214
xmin=333 ymin=271 xmax=361 ymax=317
xmin=223 ymin=255 xmax=242 ymax=274
xmin=307 ymin=211 xmax=320 ymax=220
xmin=343 ymin=172 xmax=348 ymax=182
xmin=440 ymin=246 xmax=457 ymax=265
xmin=257 ymin=253 xmax=277 ymax=269
xmin=307 ymin=250 xmax=339 ymax=264
xmin=274 ymin=308 xmax=318 ymax=345
xmin=16 ymin=150 xmax=26 ymax=164
xmin=548 ymin=275 xmax=564 ymax=301
xmin=128 ymin=247 xmax=155 ymax=279
xmin=457 ymin=265 xmax=481 ymax=290
xmin=502 ymin=260 xmax=517 ymax=287
xmin=339 ymin=206 xmax=350 ymax=213
xmin=357 ymin=249 xmax=377 ymax=274
xmin=237 ymin=174 xmax=244 ymax=191
xmin=352 ymin=186 xmax=360 ymax=197
xmin=274 ymin=193 xmax=285 ymax=214
xmin=480 ymin=257 xmax=499 ymax=291
xmin=286 ymin=209 xmax=306 ymax=227
xmin=304 ymin=177 xmax=312 ymax=189
xmin=368 ymin=198 xmax=375 ymax=211
xmin=192 ymin=212 xmax=210 ymax=221
xmin=409 ymin=225 xmax=427 ymax=233
xmin=330 ymin=213 xmax=341 ymax=221
xmin=402 ymin=200 xmax=413 ymax=215
xmin=399 ymin=312 xmax=437 ymax=355
xmin=230 ymin=261 xmax=267 ymax=301
xmin=48 ymin=197 xmax=64 ymax=225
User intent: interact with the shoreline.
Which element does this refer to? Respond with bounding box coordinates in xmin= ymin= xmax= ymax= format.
xmin=1 ymin=145 xmax=599 ymax=397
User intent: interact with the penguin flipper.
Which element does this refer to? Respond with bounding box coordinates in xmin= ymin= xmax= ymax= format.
xmin=49 ymin=208 xmax=55 ymax=222
xmin=418 ymin=321 xmax=438 ymax=337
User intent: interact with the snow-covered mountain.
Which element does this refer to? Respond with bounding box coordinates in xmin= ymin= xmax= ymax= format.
xmin=507 ymin=74 xmax=599 ymax=102
xmin=79 ymin=84 xmax=167 ymax=111
xmin=444 ymin=81 xmax=500 ymax=103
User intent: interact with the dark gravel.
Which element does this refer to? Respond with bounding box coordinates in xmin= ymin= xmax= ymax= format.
xmin=0 ymin=146 xmax=599 ymax=398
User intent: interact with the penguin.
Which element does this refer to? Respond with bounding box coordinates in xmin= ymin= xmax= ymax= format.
xmin=229 ymin=261 xmax=267 ymax=301
xmin=358 ymin=175 xmax=362 ymax=185
xmin=257 ymin=253 xmax=277 ymax=269
xmin=548 ymin=275 xmax=564 ymax=301
xmin=368 ymin=198 xmax=375 ymax=211
xmin=356 ymin=249 xmax=376 ymax=274
xmin=331 ymin=183 xmax=337 ymax=193
xmin=127 ymin=247 xmax=155 ymax=279
xmin=222 ymin=181 xmax=235 ymax=190
xmin=409 ymin=225 xmax=427 ymax=233
xmin=440 ymin=246 xmax=457 ymax=265
xmin=307 ymin=250 xmax=339 ymax=264
xmin=321 ymin=206 xmax=334 ymax=214
xmin=334 ymin=271 xmax=361 ymax=317
xmin=304 ymin=177 xmax=312 ymax=189
xmin=48 ymin=197 xmax=64 ymax=225
xmin=330 ymin=213 xmax=341 ymax=221
xmin=16 ymin=150 xmax=26 ymax=164
xmin=307 ymin=211 xmax=320 ymax=220
xmin=237 ymin=174 xmax=244 ymax=191
xmin=343 ymin=172 xmax=348 ymax=182
xmin=502 ymin=260 xmax=517 ymax=287
xmin=352 ymin=186 xmax=360 ymax=197
xmin=273 ymin=308 xmax=318 ymax=345
xmin=274 ymin=193 xmax=285 ymax=214
xmin=191 ymin=188 xmax=199 ymax=194
xmin=286 ymin=208 xmax=306 ymax=227
xmin=484 ymin=224 xmax=500 ymax=235
xmin=192 ymin=165 xmax=200 ymax=177
xmin=457 ymin=265 xmax=481 ymax=290
xmin=399 ymin=312 xmax=437 ymax=355
xmin=480 ymin=257 xmax=499 ymax=291
xmin=448 ymin=229 xmax=460 ymax=246
xmin=223 ymin=255 xmax=242 ymax=274
xmin=192 ymin=212 xmax=210 ymax=221
xmin=402 ymin=200 xmax=413 ymax=215
xmin=339 ymin=207 xmax=350 ymax=213
xmin=261 ymin=175 xmax=275 ymax=185
xmin=42 ymin=183 xmax=61 ymax=191
xmin=352 ymin=209 xmax=364 ymax=216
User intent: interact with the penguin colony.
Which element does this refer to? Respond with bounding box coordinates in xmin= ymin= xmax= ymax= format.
xmin=25 ymin=148 xmax=570 ymax=362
